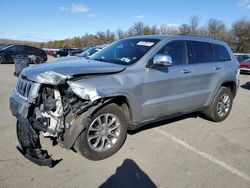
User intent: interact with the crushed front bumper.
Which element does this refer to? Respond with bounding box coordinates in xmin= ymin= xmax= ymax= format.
xmin=10 ymin=91 xmax=56 ymax=167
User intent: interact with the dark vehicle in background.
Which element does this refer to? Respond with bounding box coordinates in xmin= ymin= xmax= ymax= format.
xmin=78 ymin=45 xmax=106 ymax=58
xmin=234 ymin=53 xmax=250 ymax=63
xmin=53 ymin=48 xmax=81 ymax=58
xmin=69 ymin=49 xmax=84 ymax=56
xmin=0 ymin=44 xmax=47 ymax=64
xmin=240 ymin=58 xmax=250 ymax=73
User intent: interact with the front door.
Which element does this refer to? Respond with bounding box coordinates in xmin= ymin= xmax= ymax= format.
xmin=142 ymin=40 xmax=195 ymax=120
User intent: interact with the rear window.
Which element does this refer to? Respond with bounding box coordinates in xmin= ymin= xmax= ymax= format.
xmin=188 ymin=41 xmax=214 ymax=64
xmin=212 ymin=44 xmax=231 ymax=62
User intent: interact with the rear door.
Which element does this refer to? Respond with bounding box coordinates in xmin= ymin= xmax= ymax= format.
xmin=188 ymin=41 xmax=225 ymax=108
xmin=142 ymin=40 xmax=195 ymax=120
xmin=23 ymin=46 xmax=33 ymax=56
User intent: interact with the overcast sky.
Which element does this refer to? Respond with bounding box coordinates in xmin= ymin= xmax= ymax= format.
xmin=0 ymin=0 xmax=249 ymax=42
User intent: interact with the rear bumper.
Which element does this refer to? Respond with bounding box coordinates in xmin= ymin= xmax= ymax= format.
xmin=240 ymin=68 xmax=250 ymax=73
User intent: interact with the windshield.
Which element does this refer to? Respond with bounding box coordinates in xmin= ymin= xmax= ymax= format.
xmin=90 ymin=38 xmax=160 ymax=65
xmin=1 ymin=45 xmax=13 ymax=50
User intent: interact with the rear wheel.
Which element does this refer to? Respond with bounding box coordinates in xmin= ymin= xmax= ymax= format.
xmin=76 ymin=104 xmax=127 ymax=160
xmin=33 ymin=56 xmax=43 ymax=64
xmin=203 ymin=87 xmax=233 ymax=122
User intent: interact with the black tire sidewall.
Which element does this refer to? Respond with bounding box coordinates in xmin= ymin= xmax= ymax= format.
xmin=77 ymin=104 xmax=128 ymax=160
xmin=34 ymin=56 xmax=43 ymax=64
xmin=211 ymin=87 xmax=233 ymax=122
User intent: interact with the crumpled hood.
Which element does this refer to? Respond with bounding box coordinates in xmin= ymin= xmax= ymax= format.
xmin=22 ymin=59 xmax=126 ymax=84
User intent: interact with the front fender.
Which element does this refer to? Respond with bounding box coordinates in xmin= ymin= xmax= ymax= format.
xmin=63 ymin=99 xmax=112 ymax=149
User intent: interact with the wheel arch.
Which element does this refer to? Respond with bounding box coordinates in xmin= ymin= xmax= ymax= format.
xmin=221 ymin=81 xmax=237 ymax=98
xmin=63 ymin=95 xmax=133 ymax=150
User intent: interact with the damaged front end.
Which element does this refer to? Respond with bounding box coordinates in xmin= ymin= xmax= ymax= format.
xmin=10 ymin=71 xmax=105 ymax=167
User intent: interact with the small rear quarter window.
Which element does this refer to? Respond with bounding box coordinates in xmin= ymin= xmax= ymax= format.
xmin=212 ymin=44 xmax=231 ymax=62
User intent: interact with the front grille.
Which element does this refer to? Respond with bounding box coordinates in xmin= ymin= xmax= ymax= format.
xmin=16 ymin=78 xmax=33 ymax=98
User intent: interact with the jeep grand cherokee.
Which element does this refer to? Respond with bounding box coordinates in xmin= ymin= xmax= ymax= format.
xmin=10 ymin=35 xmax=239 ymax=167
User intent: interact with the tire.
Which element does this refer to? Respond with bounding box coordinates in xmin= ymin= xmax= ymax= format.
xmin=76 ymin=103 xmax=128 ymax=160
xmin=0 ymin=56 xmax=4 ymax=64
xmin=56 ymin=54 xmax=61 ymax=58
xmin=203 ymin=87 xmax=233 ymax=122
xmin=33 ymin=56 xmax=43 ymax=64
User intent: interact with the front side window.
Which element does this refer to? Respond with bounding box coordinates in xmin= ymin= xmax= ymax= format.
xmin=188 ymin=41 xmax=214 ymax=64
xmin=157 ymin=40 xmax=188 ymax=65
xmin=90 ymin=38 xmax=160 ymax=65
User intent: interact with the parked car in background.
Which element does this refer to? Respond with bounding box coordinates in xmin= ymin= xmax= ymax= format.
xmin=0 ymin=44 xmax=47 ymax=64
xmin=69 ymin=49 xmax=84 ymax=56
xmin=234 ymin=53 xmax=250 ymax=63
xmin=78 ymin=45 xmax=106 ymax=58
xmin=53 ymin=48 xmax=82 ymax=57
xmin=53 ymin=48 xmax=71 ymax=57
xmin=240 ymin=58 xmax=250 ymax=73
xmin=46 ymin=49 xmax=54 ymax=56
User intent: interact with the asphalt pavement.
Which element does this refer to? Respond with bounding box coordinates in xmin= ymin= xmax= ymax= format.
xmin=0 ymin=61 xmax=250 ymax=188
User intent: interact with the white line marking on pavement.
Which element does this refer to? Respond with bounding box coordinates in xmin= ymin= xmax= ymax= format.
xmin=154 ymin=128 xmax=250 ymax=182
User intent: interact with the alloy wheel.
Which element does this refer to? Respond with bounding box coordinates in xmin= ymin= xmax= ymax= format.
xmin=87 ymin=113 xmax=121 ymax=152
xmin=217 ymin=94 xmax=231 ymax=117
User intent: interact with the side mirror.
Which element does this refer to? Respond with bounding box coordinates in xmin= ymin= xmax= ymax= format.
xmin=152 ymin=54 xmax=173 ymax=67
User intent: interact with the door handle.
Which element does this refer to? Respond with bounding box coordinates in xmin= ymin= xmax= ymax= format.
xmin=181 ymin=69 xmax=191 ymax=74
xmin=214 ymin=66 xmax=222 ymax=70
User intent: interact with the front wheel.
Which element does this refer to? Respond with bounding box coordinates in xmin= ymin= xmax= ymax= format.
xmin=203 ymin=87 xmax=233 ymax=122
xmin=76 ymin=104 xmax=128 ymax=160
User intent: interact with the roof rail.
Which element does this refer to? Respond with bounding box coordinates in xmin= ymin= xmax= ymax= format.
xmin=177 ymin=34 xmax=216 ymax=40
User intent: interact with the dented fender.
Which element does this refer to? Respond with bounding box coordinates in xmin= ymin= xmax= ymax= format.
xmin=68 ymin=73 xmax=142 ymax=123
xmin=63 ymin=99 xmax=113 ymax=149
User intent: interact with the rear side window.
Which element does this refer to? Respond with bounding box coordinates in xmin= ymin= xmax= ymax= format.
xmin=212 ymin=44 xmax=231 ymax=62
xmin=188 ymin=41 xmax=214 ymax=64
xmin=24 ymin=46 xmax=34 ymax=53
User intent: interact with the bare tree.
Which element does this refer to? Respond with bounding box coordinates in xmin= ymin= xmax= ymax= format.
xmin=116 ymin=29 xmax=125 ymax=39
xmin=232 ymin=18 xmax=250 ymax=53
xmin=207 ymin=18 xmax=226 ymax=39
xmin=151 ymin=25 xmax=160 ymax=35
xmin=179 ymin=24 xmax=191 ymax=35
xmin=190 ymin=16 xmax=200 ymax=34
xmin=129 ymin=22 xmax=146 ymax=36
xmin=159 ymin=24 xmax=179 ymax=35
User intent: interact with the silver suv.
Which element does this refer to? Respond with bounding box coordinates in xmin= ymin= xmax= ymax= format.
xmin=10 ymin=35 xmax=239 ymax=166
